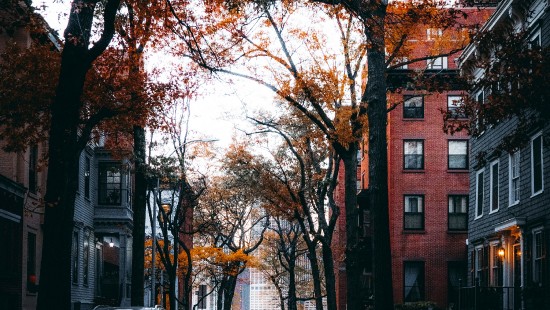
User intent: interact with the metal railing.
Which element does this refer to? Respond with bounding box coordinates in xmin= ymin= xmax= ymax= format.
xmin=457 ymin=285 xmax=517 ymax=310
xmin=456 ymin=283 xmax=547 ymax=310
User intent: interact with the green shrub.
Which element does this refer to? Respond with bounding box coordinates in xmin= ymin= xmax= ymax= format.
xmin=394 ymin=301 xmax=439 ymax=310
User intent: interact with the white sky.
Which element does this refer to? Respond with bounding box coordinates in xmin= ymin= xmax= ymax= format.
xmin=38 ymin=1 xmax=276 ymax=153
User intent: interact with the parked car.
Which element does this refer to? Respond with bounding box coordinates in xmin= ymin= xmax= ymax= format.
xmin=93 ymin=306 xmax=164 ymax=310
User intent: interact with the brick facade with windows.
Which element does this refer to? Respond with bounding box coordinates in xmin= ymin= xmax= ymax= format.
xmin=385 ymin=87 xmax=470 ymax=308
xmin=332 ymin=8 xmax=493 ymax=308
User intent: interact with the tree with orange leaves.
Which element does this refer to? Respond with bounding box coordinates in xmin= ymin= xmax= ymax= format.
xmin=195 ymin=164 xmax=269 ymax=310
xmin=223 ymin=109 xmax=340 ymax=310
xmin=0 ymin=1 xmax=190 ymax=309
xmin=166 ymin=1 xmax=482 ymax=309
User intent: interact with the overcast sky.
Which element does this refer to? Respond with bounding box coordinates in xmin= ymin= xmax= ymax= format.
xmin=38 ymin=1 xmax=276 ymax=156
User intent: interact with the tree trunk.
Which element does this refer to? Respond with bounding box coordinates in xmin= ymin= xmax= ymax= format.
xmin=131 ymin=125 xmax=147 ymax=306
xmin=342 ymin=147 xmax=365 ymax=310
xmin=322 ymin=242 xmax=337 ymax=310
xmin=287 ymin=256 xmax=297 ymax=310
xmin=36 ymin=5 xmax=94 ymax=310
xmin=36 ymin=1 xmax=120 ymax=309
xmin=305 ymin=243 xmax=324 ymax=310
xmin=222 ymin=274 xmax=238 ymax=310
xmin=169 ymin=269 xmax=177 ymax=310
xmin=364 ymin=5 xmax=393 ymax=310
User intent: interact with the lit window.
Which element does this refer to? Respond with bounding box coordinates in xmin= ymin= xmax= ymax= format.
xmin=448 ymin=140 xmax=468 ymax=170
xmin=490 ymin=244 xmax=503 ymax=286
xmin=404 ymin=195 xmax=424 ymax=230
xmin=403 ymin=96 xmax=424 ymax=119
xmin=404 ymin=140 xmax=424 ymax=170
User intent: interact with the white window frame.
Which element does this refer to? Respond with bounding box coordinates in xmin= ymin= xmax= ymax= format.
xmin=474 ymin=245 xmax=484 ymax=284
xmin=404 ymin=195 xmax=425 ymax=230
xmin=475 ymin=89 xmax=485 ymax=136
xmin=489 ymin=242 xmax=502 ymax=287
xmin=447 ymin=95 xmax=466 ymax=118
xmin=427 ymin=56 xmax=448 ymax=69
xmin=530 ymin=28 xmax=541 ymax=47
xmin=531 ymin=132 xmax=544 ymax=197
xmin=532 ymin=228 xmax=544 ymax=284
xmin=426 ymin=28 xmax=443 ymax=40
xmin=509 ymin=151 xmax=520 ymax=206
xmin=448 ymin=140 xmax=469 ymax=170
xmin=475 ymin=169 xmax=485 ymax=219
xmin=489 ymin=160 xmax=499 ymax=214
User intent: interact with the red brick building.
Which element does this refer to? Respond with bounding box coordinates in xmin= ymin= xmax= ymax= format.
xmin=333 ymin=8 xmax=493 ymax=309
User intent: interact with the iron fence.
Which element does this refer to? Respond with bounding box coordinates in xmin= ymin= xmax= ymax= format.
xmin=456 ymin=284 xmax=546 ymax=310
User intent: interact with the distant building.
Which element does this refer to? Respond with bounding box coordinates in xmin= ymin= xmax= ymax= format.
xmin=459 ymin=0 xmax=549 ymax=308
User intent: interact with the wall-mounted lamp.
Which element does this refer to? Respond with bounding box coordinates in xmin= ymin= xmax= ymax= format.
xmin=109 ymin=238 xmax=114 ymax=247
xmin=498 ymin=247 xmax=505 ymax=258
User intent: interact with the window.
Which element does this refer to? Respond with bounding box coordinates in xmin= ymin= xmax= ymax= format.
xmin=404 ymin=195 xmax=424 ymax=230
xmin=531 ymin=133 xmax=543 ymax=195
xmin=533 ymin=229 xmax=544 ymax=285
xmin=426 ymin=28 xmax=442 ymax=40
xmin=72 ymin=231 xmax=79 ymax=284
xmin=475 ymin=170 xmax=484 ymax=218
xmin=404 ymin=140 xmax=424 ymax=170
xmin=27 ymin=232 xmax=37 ymax=293
xmin=198 ymin=284 xmax=207 ymax=309
xmin=475 ymin=90 xmax=486 ymax=133
xmin=28 ymin=145 xmax=38 ymax=193
xmin=447 ymin=96 xmax=466 ymax=118
xmin=427 ymin=56 xmax=448 ymax=69
xmin=448 ymin=140 xmax=468 ymax=170
xmin=83 ymin=230 xmax=90 ymax=286
xmin=98 ymin=163 xmax=121 ymax=205
xmin=490 ymin=243 xmax=503 ymax=286
xmin=84 ymin=157 xmax=90 ymax=199
xmin=404 ymin=261 xmax=425 ymax=302
xmin=509 ymin=151 xmax=520 ymax=205
xmin=490 ymin=161 xmax=499 ymax=213
xmin=403 ymin=96 xmax=424 ymax=119
xmin=530 ymin=28 xmax=541 ymax=47
xmin=448 ymin=195 xmax=467 ymax=231
xmin=474 ymin=246 xmax=489 ymax=286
